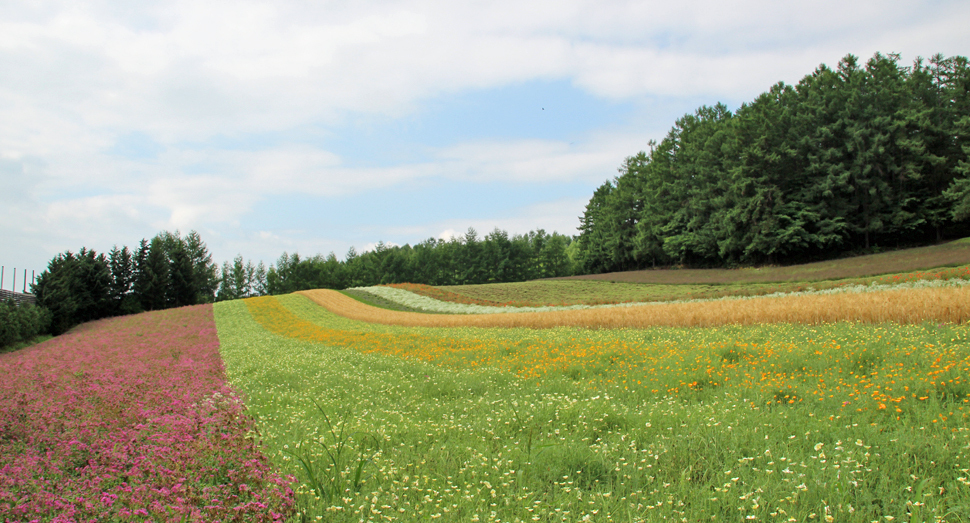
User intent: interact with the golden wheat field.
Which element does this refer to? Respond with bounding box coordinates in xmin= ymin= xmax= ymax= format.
xmin=298 ymin=286 xmax=970 ymax=329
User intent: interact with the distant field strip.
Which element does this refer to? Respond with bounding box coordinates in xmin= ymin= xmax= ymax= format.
xmin=301 ymin=285 xmax=970 ymax=328
xmin=352 ymin=285 xmax=610 ymax=313
xmin=449 ymin=265 xmax=970 ymax=306
xmin=357 ymin=279 xmax=970 ymax=314
xmin=560 ymin=239 xmax=970 ymax=284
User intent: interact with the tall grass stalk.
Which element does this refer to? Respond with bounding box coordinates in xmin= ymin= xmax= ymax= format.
xmin=283 ymin=400 xmax=378 ymax=506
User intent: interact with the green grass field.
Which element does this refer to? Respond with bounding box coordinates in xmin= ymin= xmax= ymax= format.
xmin=216 ymin=293 xmax=970 ymax=522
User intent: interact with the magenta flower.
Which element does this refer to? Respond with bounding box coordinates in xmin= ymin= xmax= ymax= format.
xmin=0 ymin=305 xmax=294 ymax=522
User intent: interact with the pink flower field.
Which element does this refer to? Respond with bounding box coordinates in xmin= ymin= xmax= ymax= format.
xmin=0 ymin=305 xmax=294 ymax=522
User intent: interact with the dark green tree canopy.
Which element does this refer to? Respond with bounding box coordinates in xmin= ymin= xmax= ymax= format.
xmin=262 ymin=228 xmax=578 ymax=294
xmin=34 ymin=230 xmax=219 ymax=334
xmin=577 ymin=52 xmax=970 ymax=272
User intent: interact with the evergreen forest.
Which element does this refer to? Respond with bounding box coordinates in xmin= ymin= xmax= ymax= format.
xmin=575 ymin=53 xmax=970 ymax=273
xmin=23 ymin=228 xmax=574 ymax=337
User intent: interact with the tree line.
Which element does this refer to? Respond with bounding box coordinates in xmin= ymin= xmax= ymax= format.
xmin=32 ymin=231 xmax=219 ymax=335
xmin=225 ymin=228 xmax=577 ymax=297
xmin=19 ymin=227 xmax=576 ymax=340
xmin=576 ymin=53 xmax=970 ymax=273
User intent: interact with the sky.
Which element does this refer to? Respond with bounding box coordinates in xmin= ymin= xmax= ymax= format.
xmin=2 ymin=0 xmax=969 ymax=287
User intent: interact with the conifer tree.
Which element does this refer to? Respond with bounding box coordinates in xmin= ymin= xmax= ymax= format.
xmin=142 ymin=237 xmax=170 ymax=311
xmin=108 ymin=245 xmax=137 ymax=314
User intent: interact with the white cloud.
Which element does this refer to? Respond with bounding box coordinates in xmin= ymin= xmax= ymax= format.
xmin=2 ymin=0 xmax=965 ymax=157
xmin=437 ymin=229 xmax=459 ymax=242
xmin=2 ymin=0 xmax=969 ymax=272
xmin=433 ymin=131 xmax=652 ymax=184
xmin=4 ymin=0 xmax=965 ymax=153
xmin=423 ymin=197 xmax=589 ymax=244
xmin=360 ymin=241 xmax=401 ymax=253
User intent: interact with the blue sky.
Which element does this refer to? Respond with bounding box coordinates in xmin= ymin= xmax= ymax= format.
xmin=2 ymin=0 xmax=969 ymax=286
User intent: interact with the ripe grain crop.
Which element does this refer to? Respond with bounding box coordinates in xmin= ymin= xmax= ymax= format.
xmin=0 ymin=305 xmax=294 ymax=522
xmin=299 ymin=285 xmax=970 ymax=329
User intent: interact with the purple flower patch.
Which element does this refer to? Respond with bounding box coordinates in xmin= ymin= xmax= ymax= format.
xmin=0 ymin=305 xmax=294 ymax=522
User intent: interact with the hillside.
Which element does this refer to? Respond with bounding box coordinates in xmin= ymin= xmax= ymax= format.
xmin=442 ymin=239 xmax=970 ymax=305
xmin=563 ymin=239 xmax=970 ymax=285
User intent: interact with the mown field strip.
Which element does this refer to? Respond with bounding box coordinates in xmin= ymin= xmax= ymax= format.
xmin=300 ymin=285 xmax=970 ymax=329
xmin=216 ymin=294 xmax=970 ymax=522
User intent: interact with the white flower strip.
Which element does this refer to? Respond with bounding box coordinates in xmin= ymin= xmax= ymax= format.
xmin=351 ymin=278 xmax=970 ymax=315
xmin=354 ymin=286 xmax=603 ymax=314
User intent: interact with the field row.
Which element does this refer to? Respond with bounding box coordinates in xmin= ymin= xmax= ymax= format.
xmin=355 ymin=278 xmax=970 ymax=315
xmin=245 ymin=294 xmax=970 ymax=407
xmin=303 ymin=284 xmax=970 ymax=330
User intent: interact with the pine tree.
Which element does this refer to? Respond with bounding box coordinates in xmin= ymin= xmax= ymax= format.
xmin=108 ymin=245 xmax=137 ymax=314
xmin=185 ymin=230 xmax=218 ymax=303
xmin=142 ymin=238 xmax=170 ymax=311
xmin=167 ymin=240 xmax=195 ymax=307
xmin=577 ymin=182 xmax=616 ymax=273
xmin=943 ymin=115 xmax=970 ymax=221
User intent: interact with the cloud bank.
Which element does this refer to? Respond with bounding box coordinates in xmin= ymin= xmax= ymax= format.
xmin=2 ymin=0 xmax=968 ymax=273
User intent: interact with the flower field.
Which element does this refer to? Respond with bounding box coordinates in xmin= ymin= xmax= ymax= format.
xmin=358 ymin=278 xmax=970 ymax=315
xmin=216 ymin=293 xmax=970 ymax=522
xmin=5 ymin=280 xmax=970 ymax=522
xmin=351 ymin=286 xmax=611 ymax=314
xmin=384 ymin=283 xmax=508 ymax=307
xmin=0 ymin=305 xmax=294 ymax=522
xmin=300 ymin=283 xmax=970 ymax=329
